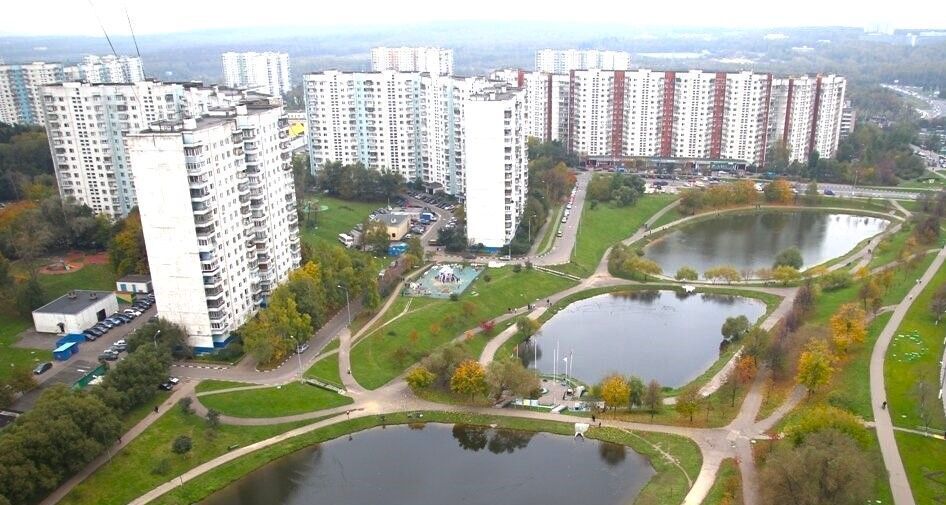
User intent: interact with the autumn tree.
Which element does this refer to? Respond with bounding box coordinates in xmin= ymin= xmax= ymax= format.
xmin=772 ymin=265 xmax=800 ymax=285
xmin=763 ymin=179 xmax=794 ymax=204
xmin=674 ymin=387 xmax=702 ymax=423
xmin=361 ymin=218 xmax=390 ymax=254
xmin=760 ymin=430 xmax=874 ymax=505
xmin=674 ymin=266 xmax=698 ymax=281
xmin=516 ymin=317 xmax=540 ymax=339
xmin=644 ymin=380 xmax=663 ymax=419
xmin=242 ymin=293 xmax=312 ymax=365
xmin=730 ymin=355 xmax=757 ymax=406
xmin=108 ymin=209 xmax=149 ymax=277
xmin=830 ymin=303 xmax=867 ymax=353
xmin=858 ymin=276 xmax=883 ymax=312
xmin=704 ymin=265 xmax=741 ymax=283
xmin=485 ymin=358 xmax=540 ymax=399
xmin=599 ymin=374 xmax=630 ymax=411
xmin=929 ymin=283 xmax=946 ymax=322
xmin=450 ymin=360 xmax=488 ymax=401
xmin=796 ymin=340 xmax=834 ymax=394
xmin=405 ymin=366 xmax=436 ymax=390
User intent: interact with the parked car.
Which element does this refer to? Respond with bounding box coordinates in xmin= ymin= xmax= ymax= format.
xmin=167 ymin=377 xmax=180 ymax=385
xmin=85 ymin=327 xmax=105 ymax=337
xmin=113 ymin=314 xmax=132 ymax=323
xmin=33 ymin=362 xmax=53 ymax=375
xmin=123 ymin=308 xmax=142 ymax=317
xmin=112 ymin=340 xmax=128 ymax=352
xmin=296 ymin=342 xmax=310 ymax=354
xmin=98 ymin=351 xmax=119 ymax=361
xmin=82 ymin=331 xmax=99 ymax=342
xmin=824 ymin=189 xmax=835 ymax=196
xmin=99 ymin=320 xmax=117 ymax=329
xmin=158 ymin=382 xmax=175 ymax=390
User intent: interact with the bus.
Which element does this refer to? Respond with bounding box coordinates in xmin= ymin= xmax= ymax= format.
xmin=338 ymin=233 xmax=355 ymax=248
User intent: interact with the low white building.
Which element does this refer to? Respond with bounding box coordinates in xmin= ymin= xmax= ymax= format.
xmin=32 ymin=290 xmax=118 ymax=334
xmin=116 ymin=274 xmax=152 ymax=294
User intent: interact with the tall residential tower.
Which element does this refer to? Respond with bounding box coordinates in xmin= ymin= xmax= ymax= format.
xmin=222 ymin=52 xmax=291 ymax=97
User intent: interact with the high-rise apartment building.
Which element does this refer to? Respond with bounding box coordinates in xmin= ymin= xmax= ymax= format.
xmin=839 ymin=101 xmax=857 ymax=139
xmin=370 ymin=47 xmax=454 ymax=75
xmin=303 ymin=71 xmax=527 ymax=248
xmin=64 ymin=55 xmax=145 ymax=84
xmin=2 ymin=56 xmax=145 ymax=126
xmin=0 ymin=62 xmax=65 ymax=125
xmin=535 ymin=49 xmax=631 ymax=73
xmin=499 ymin=69 xmax=846 ymax=165
xmin=42 ymin=80 xmax=247 ymax=218
xmin=222 ymin=52 xmax=291 ymax=97
xmin=464 ymin=86 xmax=527 ymax=248
xmin=127 ymin=99 xmax=300 ymax=349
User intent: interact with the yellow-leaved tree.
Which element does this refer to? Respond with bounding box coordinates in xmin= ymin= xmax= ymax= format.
xmin=830 ymin=303 xmax=867 ymax=354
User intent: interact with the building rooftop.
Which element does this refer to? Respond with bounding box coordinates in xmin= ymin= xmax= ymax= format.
xmin=378 ymin=214 xmax=410 ymax=226
xmin=118 ymin=274 xmax=152 ymax=283
xmin=33 ymin=290 xmax=115 ymax=315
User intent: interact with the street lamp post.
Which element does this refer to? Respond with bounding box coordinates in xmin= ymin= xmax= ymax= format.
xmin=152 ymin=329 xmax=161 ymax=349
xmin=288 ymin=335 xmax=304 ymax=381
xmin=338 ymin=284 xmax=351 ymax=326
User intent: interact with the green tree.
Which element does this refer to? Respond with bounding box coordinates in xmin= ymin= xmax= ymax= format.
xmin=171 ymin=435 xmax=193 ymax=455
xmin=674 ymin=387 xmax=702 ymax=423
xmin=486 ymin=358 xmax=540 ymax=399
xmin=644 ymin=379 xmax=663 ymax=419
xmin=773 ymin=247 xmax=803 ymax=269
xmin=206 ymin=409 xmax=221 ymax=430
xmin=628 ymin=376 xmax=645 ymax=409
xmin=361 ymin=218 xmax=391 ymax=255
xmin=405 ymin=366 xmax=436 ymax=390
xmin=14 ymin=274 xmax=44 ymax=318
xmin=720 ymin=315 xmax=750 ymax=342
xmin=108 ymin=209 xmax=149 ymax=277
xmin=94 ymin=345 xmax=171 ymax=414
xmin=674 ymin=266 xmax=698 ymax=281
xmin=450 ymin=360 xmax=488 ymax=401
xmin=772 ymin=265 xmax=801 ymax=285
xmin=760 ymin=430 xmax=874 ymax=505
xmin=783 ymin=405 xmax=870 ymax=448
xmin=516 ymin=317 xmax=540 ymax=339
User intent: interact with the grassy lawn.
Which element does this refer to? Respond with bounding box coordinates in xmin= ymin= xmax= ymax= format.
xmin=150 ymin=411 xmax=701 ymax=505
xmin=868 ymin=223 xmax=915 ymax=269
xmin=703 ymin=458 xmax=743 ymax=505
xmin=300 ymin=196 xmax=383 ymax=246
xmin=535 ymin=203 xmax=563 ymax=256
xmin=809 ymin=196 xmax=893 ymax=213
xmin=195 ymin=380 xmax=254 ymax=394
xmin=59 ymin=409 xmax=308 ymax=505
xmin=123 ymin=391 xmax=172 ymax=431
xmin=896 ymin=431 xmax=946 ymax=504
xmin=305 ymin=353 xmax=342 ymax=386
xmin=824 ymin=312 xmax=892 ymax=420
xmin=350 ymin=266 xmax=575 ymax=389
xmin=564 ymin=193 xmax=677 ymax=277
xmin=649 ymin=206 xmax=683 ymax=229
xmin=199 ymin=382 xmax=353 ymax=418
xmin=0 ymin=263 xmax=116 ymax=380
xmin=884 ymin=257 xmax=946 ymax=432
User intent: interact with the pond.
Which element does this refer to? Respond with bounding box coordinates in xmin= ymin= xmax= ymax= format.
xmin=643 ymin=211 xmax=889 ymax=275
xmin=518 ymin=291 xmax=766 ymax=387
xmin=200 ymin=424 xmax=654 ymax=505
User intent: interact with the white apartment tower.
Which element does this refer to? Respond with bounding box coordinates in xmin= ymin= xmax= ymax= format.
xmin=304 ymin=71 xmax=529 ymax=247
xmin=222 ymin=52 xmax=291 ymax=97
xmin=127 ymin=100 xmax=300 ymax=349
xmin=0 ymin=62 xmax=65 ymax=125
xmin=370 ymin=47 xmax=454 ymax=75
xmin=64 ymin=55 xmax=145 ymax=84
xmin=42 ymin=81 xmax=247 ymax=218
xmin=535 ymin=49 xmax=631 ymax=73
xmin=464 ymin=86 xmax=527 ymax=248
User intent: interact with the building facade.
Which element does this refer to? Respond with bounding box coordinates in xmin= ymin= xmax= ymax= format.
xmin=222 ymin=52 xmax=291 ymax=97
xmin=535 ymin=49 xmax=631 ymax=73
xmin=2 ymin=57 xmax=145 ymax=126
xmin=64 ymin=55 xmax=145 ymax=84
xmin=370 ymin=47 xmax=454 ymax=75
xmin=839 ymin=101 xmax=857 ymax=139
xmin=498 ymin=69 xmax=846 ymax=166
xmin=42 ymin=80 xmax=247 ymax=218
xmin=303 ymin=71 xmax=528 ymax=247
xmin=464 ymin=86 xmax=527 ymax=248
xmin=127 ymin=100 xmax=300 ymax=349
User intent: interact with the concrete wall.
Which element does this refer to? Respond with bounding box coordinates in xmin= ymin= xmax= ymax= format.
xmin=33 ymin=294 xmax=118 ymax=334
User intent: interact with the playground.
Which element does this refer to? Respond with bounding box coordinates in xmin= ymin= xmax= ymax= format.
xmin=404 ymin=264 xmax=482 ymax=299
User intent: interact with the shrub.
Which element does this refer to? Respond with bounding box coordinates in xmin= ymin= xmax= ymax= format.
xmin=512 ymin=264 xmax=522 ymax=273
xmin=171 ymin=435 xmax=192 ymax=455
xmin=483 ymin=274 xmax=492 ymax=282
xmin=151 ymin=458 xmax=171 ymax=476
xmin=449 ymin=293 xmax=459 ymax=301
xmin=178 ymin=397 xmax=193 ymax=415
xmin=820 ymin=270 xmax=852 ymax=291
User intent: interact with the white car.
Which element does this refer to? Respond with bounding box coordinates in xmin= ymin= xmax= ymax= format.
xmin=123 ymin=308 xmax=142 ymax=317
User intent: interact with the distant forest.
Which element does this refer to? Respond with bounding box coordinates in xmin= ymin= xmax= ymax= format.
xmin=2 ymin=23 xmax=945 ymax=88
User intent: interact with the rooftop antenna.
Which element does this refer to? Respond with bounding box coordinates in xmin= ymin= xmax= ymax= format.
xmin=86 ymin=0 xmax=117 ymax=57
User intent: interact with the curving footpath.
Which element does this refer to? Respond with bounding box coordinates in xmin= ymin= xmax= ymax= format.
xmin=869 ymin=245 xmax=946 ymax=505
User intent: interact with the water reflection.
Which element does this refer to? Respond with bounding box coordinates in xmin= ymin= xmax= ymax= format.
xmin=519 ymin=291 xmax=765 ymax=386
xmin=644 ymin=211 xmax=888 ymax=275
xmin=200 ymin=424 xmax=654 ymax=505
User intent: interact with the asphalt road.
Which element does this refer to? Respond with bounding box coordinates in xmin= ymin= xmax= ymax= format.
xmin=533 ymin=171 xmax=591 ymax=266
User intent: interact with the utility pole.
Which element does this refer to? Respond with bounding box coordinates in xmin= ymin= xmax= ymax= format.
xmin=152 ymin=329 xmax=161 ymax=349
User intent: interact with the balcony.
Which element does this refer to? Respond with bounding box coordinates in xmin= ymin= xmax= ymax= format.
xmin=205 ymin=286 xmax=224 ymax=298
xmin=278 ymin=130 xmax=288 ymax=139
xmin=201 ymin=260 xmax=220 ymax=273
xmin=196 ymin=224 xmax=216 ymax=239
xmin=233 ymin=147 xmax=244 ymax=156
xmin=280 ymin=152 xmax=291 ymax=160
xmin=190 ymin=188 xmax=211 ymax=202
xmin=203 ymin=274 xmax=222 ymax=287
xmin=208 ymin=310 xmax=228 ymax=322
xmin=206 ymin=298 xmax=225 ymax=309
xmin=244 ymin=142 xmax=259 ymax=153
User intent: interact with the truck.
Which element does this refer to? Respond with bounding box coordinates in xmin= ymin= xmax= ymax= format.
xmin=387 ymin=242 xmax=409 ymax=256
xmin=419 ymin=211 xmax=435 ymax=225
xmin=338 ymin=233 xmax=355 ymax=248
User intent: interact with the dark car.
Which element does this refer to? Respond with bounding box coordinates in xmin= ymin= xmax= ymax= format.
xmin=82 ymin=331 xmax=99 ymax=342
xmin=99 ymin=320 xmax=117 ymax=329
xmin=33 ymin=362 xmax=53 ymax=375
xmin=824 ymin=189 xmax=835 ymax=196
xmin=98 ymin=351 xmax=119 ymax=361
xmin=158 ymin=382 xmax=174 ymax=391
xmin=114 ymin=313 xmax=133 ymax=323
xmin=85 ymin=327 xmax=105 ymax=337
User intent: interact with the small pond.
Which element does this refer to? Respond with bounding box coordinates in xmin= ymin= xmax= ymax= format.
xmin=643 ymin=211 xmax=889 ymax=275
xmin=200 ymin=424 xmax=654 ymax=505
xmin=518 ymin=291 xmax=766 ymax=387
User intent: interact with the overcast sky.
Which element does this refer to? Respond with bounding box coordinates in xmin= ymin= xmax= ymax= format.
xmin=1 ymin=0 xmax=944 ymax=36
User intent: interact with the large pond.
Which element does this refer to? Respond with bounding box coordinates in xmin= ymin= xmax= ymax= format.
xmin=518 ymin=291 xmax=766 ymax=387
xmin=643 ymin=211 xmax=889 ymax=275
xmin=200 ymin=424 xmax=654 ymax=505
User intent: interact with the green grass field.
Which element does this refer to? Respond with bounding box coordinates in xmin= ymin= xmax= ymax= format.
xmin=300 ymin=196 xmax=384 ymax=246
xmin=58 ymin=409 xmax=308 ymax=505
xmin=649 ymin=207 xmax=683 ymax=229
xmin=305 ymin=353 xmax=342 ymax=386
xmin=535 ymin=203 xmax=563 ymax=256
xmin=0 ymin=263 xmax=117 ymax=380
xmin=884 ymin=258 xmax=946 ymax=432
xmin=199 ymin=382 xmax=353 ymax=418
xmin=896 ymin=431 xmax=946 ymax=504
xmin=564 ymin=193 xmax=677 ymax=277
xmin=868 ymin=223 xmax=915 ymax=269
xmin=195 ymin=380 xmax=254 ymax=394
xmin=702 ymin=458 xmax=742 ymax=505
xmin=350 ymin=266 xmax=575 ymax=389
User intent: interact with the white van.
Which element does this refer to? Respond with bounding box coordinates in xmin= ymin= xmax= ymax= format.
xmin=338 ymin=233 xmax=355 ymax=248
